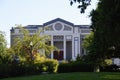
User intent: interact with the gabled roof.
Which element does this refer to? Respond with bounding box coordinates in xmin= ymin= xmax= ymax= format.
xmin=24 ymin=25 xmax=42 ymax=29
xmin=10 ymin=18 xmax=90 ymax=32
xmin=43 ymin=18 xmax=74 ymax=26
xmin=74 ymin=25 xmax=90 ymax=29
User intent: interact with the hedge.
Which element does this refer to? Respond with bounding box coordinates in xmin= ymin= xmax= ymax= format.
xmin=58 ymin=61 xmax=94 ymax=73
xmin=0 ymin=59 xmax=59 ymax=79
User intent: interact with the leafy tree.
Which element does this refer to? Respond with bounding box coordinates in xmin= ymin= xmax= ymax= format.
xmin=83 ymin=32 xmax=112 ymax=72
xmin=0 ymin=31 xmax=13 ymax=64
xmin=0 ymin=31 xmax=6 ymax=54
xmin=70 ymin=0 xmax=120 ymax=57
xmin=82 ymin=0 xmax=120 ymax=72
xmin=0 ymin=31 xmax=7 ymax=63
xmin=70 ymin=0 xmax=91 ymax=13
xmin=82 ymin=32 xmax=100 ymax=72
xmin=90 ymin=0 xmax=120 ymax=58
xmin=12 ymin=25 xmax=56 ymax=62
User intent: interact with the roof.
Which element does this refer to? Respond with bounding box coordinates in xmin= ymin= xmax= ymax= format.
xmin=24 ymin=25 xmax=42 ymax=29
xmin=43 ymin=18 xmax=74 ymax=26
xmin=74 ymin=25 xmax=90 ymax=29
xmin=10 ymin=18 xmax=90 ymax=31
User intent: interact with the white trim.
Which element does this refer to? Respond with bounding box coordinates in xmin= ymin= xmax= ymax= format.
xmin=64 ymin=35 xmax=66 ymax=60
xmin=51 ymin=35 xmax=53 ymax=59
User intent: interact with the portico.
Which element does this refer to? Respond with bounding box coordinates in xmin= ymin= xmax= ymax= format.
xmin=43 ymin=18 xmax=90 ymax=60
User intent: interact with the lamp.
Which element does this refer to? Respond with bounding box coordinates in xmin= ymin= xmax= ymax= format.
xmin=30 ymin=42 xmax=33 ymax=46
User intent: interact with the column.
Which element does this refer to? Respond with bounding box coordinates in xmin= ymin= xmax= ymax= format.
xmin=63 ymin=35 xmax=66 ymax=60
xmin=72 ymin=36 xmax=74 ymax=60
xmin=74 ymin=37 xmax=79 ymax=57
xmin=51 ymin=35 xmax=53 ymax=59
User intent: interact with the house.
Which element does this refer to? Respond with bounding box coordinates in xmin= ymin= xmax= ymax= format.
xmin=10 ymin=18 xmax=91 ymax=61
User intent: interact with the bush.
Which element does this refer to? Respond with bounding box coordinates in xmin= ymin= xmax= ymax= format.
xmin=58 ymin=61 xmax=94 ymax=73
xmin=0 ymin=55 xmax=59 ymax=78
xmin=100 ymin=64 xmax=120 ymax=72
xmin=0 ymin=64 xmax=11 ymax=78
xmin=41 ymin=59 xmax=59 ymax=73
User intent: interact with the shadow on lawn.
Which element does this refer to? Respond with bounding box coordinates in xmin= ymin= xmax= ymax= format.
xmin=101 ymin=74 xmax=120 ymax=80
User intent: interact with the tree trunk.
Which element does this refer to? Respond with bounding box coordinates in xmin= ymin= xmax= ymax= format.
xmin=94 ymin=65 xmax=100 ymax=72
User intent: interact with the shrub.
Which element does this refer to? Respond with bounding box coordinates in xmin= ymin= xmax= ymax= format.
xmin=41 ymin=59 xmax=59 ymax=73
xmin=0 ymin=54 xmax=59 ymax=78
xmin=100 ymin=64 xmax=120 ymax=72
xmin=58 ymin=61 xmax=94 ymax=73
xmin=0 ymin=64 xmax=11 ymax=78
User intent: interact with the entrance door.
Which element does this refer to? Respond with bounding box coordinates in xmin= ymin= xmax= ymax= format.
xmin=66 ymin=41 xmax=72 ymax=60
xmin=53 ymin=41 xmax=64 ymax=60
xmin=53 ymin=51 xmax=63 ymax=60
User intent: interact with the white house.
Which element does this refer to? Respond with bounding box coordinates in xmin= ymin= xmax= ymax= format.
xmin=10 ymin=18 xmax=91 ymax=61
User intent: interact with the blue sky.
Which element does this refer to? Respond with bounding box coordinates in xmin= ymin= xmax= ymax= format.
xmin=0 ymin=0 xmax=98 ymax=47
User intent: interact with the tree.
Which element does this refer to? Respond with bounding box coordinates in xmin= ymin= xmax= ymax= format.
xmin=0 ymin=31 xmax=6 ymax=55
xmin=70 ymin=0 xmax=91 ymax=13
xmin=0 ymin=31 xmax=7 ymax=63
xmin=70 ymin=0 xmax=120 ymax=57
xmin=90 ymin=0 xmax=120 ymax=58
xmin=82 ymin=32 xmax=101 ymax=72
xmin=0 ymin=31 xmax=13 ymax=64
xmin=12 ymin=25 xmax=56 ymax=62
xmin=82 ymin=0 xmax=120 ymax=72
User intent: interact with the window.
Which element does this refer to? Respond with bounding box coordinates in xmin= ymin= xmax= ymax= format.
xmin=64 ymin=25 xmax=72 ymax=31
xmin=54 ymin=23 xmax=62 ymax=31
xmin=28 ymin=30 xmax=36 ymax=33
xmin=45 ymin=25 xmax=53 ymax=31
xmin=53 ymin=36 xmax=64 ymax=41
xmin=81 ymin=29 xmax=90 ymax=33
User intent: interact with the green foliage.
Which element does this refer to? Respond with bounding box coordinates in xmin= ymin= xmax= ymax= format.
xmin=0 ymin=28 xmax=59 ymax=78
xmin=0 ymin=31 xmax=13 ymax=64
xmin=70 ymin=0 xmax=91 ymax=13
xmin=33 ymin=53 xmax=59 ymax=73
xmin=81 ymin=32 xmax=113 ymax=72
xmin=0 ymin=31 xmax=7 ymax=63
xmin=82 ymin=0 xmax=120 ymax=67
xmin=0 ymin=54 xmax=59 ymax=78
xmin=82 ymin=32 xmax=94 ymax=52
xmin=41 ymin=59 xmax=59 ymax=73
xmin=100 ymin=64 xmax=120 ymax=72
xmin=12 ymin=25 xmax=56 ymax=62
xmin=90 ymin=0 xmax=120 ymax=58
xmin=58 ymin=61 xmax=94 ymax=73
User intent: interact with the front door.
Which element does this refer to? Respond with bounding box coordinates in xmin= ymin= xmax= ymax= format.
xmin=53 ymin=51 xmax=63 ymax=60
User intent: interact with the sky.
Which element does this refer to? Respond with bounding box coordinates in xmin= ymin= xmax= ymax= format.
xmin=0 ymin=0 xmax=98 ymax=47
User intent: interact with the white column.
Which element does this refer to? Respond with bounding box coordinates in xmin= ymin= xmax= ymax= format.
xmin=51 ymin=35 xmax=53 ymax=59
xmin=63 ymin=35 xmax=66 ymax=60
xmin=74 ymin=37 xmax=78 ymax=57
xmin=72 ymin=36 xmax=74 ymax=60
xmin=78 ymin=35 xmax=81 ymax=55
xmin=72 ymin=36 xmax=79 ymax=60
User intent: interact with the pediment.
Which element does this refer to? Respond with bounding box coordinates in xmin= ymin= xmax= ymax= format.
xmin=43 ymin=18 xmax=74 ymax=32
xmin=43 ymin=18 xmax=74 ymax=27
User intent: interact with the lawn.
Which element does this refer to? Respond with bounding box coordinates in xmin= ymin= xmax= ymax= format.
xmin=1 ymin=72 xmax=120 ymax=80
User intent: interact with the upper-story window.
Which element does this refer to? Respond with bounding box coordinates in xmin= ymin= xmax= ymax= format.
xmin=53 ymin=35 xmax=64 ymax=41
xmin=63 ymin=25 xmax=72 ymax=31
xmin=54 ymin=23 xmax=63 ymax=31
xmin=81 ymin=29 xmax=90 ymax=33
xmin=45 ymin=25 xmax=53 ymax=31
xmin=18 ymin=29 xmax=36 ymax=33
xmin=19 ymin=30 xmax=22 ymax=33
xmin=28 ymin=30 xmax=36 ymax=33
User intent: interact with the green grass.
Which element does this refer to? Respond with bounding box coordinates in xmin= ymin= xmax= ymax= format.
xmin=1 ymin=72 xmax=120 ymax=80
